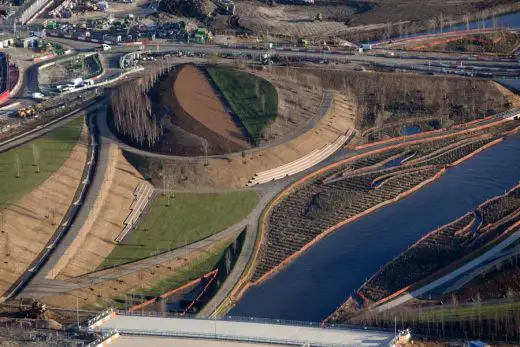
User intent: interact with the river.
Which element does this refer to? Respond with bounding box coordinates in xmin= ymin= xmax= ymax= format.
xmin=230 ymin=134 xmax=520 ymax=322
xmin=382 ymin=10 xmax=520 ymax=41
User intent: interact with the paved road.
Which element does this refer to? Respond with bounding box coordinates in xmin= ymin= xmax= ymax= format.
xmin=20 ymin=186 xmax=268 ymax=297
xmin=110 ymin=336 xmax=287 ymax=347
xmin=96 ymin=90 xmax=334 ymax=162
xmin=375 ymin=221 xmax=520 ymax=314
xmin=198 ymin=184 xmax=283 ymax=317
xmin=18 ymin=106 xmax=273 ymax=297
xmin=16 ymin=105 xmax=107 ymax=299
xmin=97 ymin=315 xmax=394 ymax=346
xmin=46 ymin=36 xmax=520 ymax=71
xmin=0 ymin=99 xmax=98 ymax=153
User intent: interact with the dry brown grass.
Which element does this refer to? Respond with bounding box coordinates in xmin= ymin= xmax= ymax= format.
xmin=0 ymin=125 xmax=88 ymax=296
xmin=253 ymin=67 xmax=324 ymax=142
xmin=53 ymin=146 xmax=146 ymax=279
xmin=494 ymin=82 xmax=520 ymax=108
xmin=126 ymin=72 xmax=356 ymax=190
xmin=41 ymin=236 xmax=234 ymax=309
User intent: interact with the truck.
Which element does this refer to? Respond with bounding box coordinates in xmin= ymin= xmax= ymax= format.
xmin=70 ymin=78 xmax=84 ymax=87
xmin=18 ymin=106 xmax=37 ymax=118
xmin=297 ymin=38 xmax=309 ymax=48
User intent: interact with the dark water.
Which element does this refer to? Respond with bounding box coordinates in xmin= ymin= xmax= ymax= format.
xmin=378 ymin=11 xmax=520 ymax=43
xmin=231 ymin=134 xmax=520 ymax=321
xmin=416 ymin=11 xmax=520 ymax=36
xmin=401 ymin=125 xmax=422 ymax=136
xmin=498 ymin=79 xmax=520 ymax=92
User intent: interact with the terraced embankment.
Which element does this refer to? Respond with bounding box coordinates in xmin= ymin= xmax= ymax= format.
xmin=230 ymin=120 xmax=519 ymax=305
xmin=326 ymin=183 xmax=520 ymax=324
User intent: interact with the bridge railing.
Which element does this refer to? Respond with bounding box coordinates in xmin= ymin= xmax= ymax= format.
xmin=97 ymin=327 xmax=352 ymax=347
xmin=115 ymin=309 xmax=392 ymax=333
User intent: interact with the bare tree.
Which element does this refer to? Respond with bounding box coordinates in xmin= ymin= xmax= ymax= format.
xmin=464 ymin=13 xmax=470 ymax=31
xmin=200 ymin=138 xmax=209 ymax=166
xmin=438 ymin=12 xmax=444 ymax=33
xmin=14 ymin=153 xmax=21 ymax=178
xmin=32 ymin=144 xmax=40 ymax=173
xmin=255 ymin=78 xmax=260 ymax=98
xmin=161 ymin=161 xmax=176 ymax=207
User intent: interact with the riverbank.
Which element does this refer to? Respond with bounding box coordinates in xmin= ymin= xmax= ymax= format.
xmin=326 ymin=180 xmax=520 ymax=325
xmin=227 ymin=120 xmax=518 ymax=313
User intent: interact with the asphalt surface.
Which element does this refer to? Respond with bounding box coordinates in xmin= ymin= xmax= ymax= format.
xmin=0 ymin=99 xmax=97 ymax=153
xmin=98 ymin=315 xmax=394 ymax=346
xmin=3 ymin=31 xmax=518 ymax=313
xmin=375 ymin=221 xmax=520 ymax=313
xmin=16 ymin=105 xmax=107 ymax=299
xmin=46 ymin=36 xmax=520 ymax=74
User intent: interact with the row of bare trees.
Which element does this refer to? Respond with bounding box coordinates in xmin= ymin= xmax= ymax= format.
xmin=111 ymin=62 xmax=176 ymax=147
xmin=305 ymin=69 xmax=506 ymax=131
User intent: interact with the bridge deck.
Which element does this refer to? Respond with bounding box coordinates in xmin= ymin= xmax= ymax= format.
xmin=97 ymin=315 xmax=394 ymax=347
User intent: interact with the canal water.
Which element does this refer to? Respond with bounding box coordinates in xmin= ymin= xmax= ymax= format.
xmin=231 ymin=134 xmax=520 ymax=322
xmin=412 ymin=10 xmax=520 ymax=37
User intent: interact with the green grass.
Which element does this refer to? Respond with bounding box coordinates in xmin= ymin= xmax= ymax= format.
xmin=0 ymin=117 xmax=84 ymax=209
xmin=86 ymin=239 xmax=232 ymax=311
xmin=412 ymin=301 xmax=520 ymax=323
xmin=206 ymin=67 xmax=278 ymax=142
xmin=139 ymin=239 xmax=230 ymax=297
xmin=99 ymin=191 xmax=259 ymax=269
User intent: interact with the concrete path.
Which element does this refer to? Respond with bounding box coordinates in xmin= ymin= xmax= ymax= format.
xmin=198 ymin=184 xmax=283 ymax=317
xmin=110 ymin=336 xmax=286 ymax=347
xmin=19 ymin=106 xmax=109 ymax=298
xmin=375 ymin=222 xmax=520 ymax=313
xmin=96 ymin=90 xmax=335 ymax=162
xmin=97 ymin=315 xmax=394 ymax=347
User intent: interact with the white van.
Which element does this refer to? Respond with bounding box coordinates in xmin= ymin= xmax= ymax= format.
xmin=97 ymin=44 xmax=111 ymax=51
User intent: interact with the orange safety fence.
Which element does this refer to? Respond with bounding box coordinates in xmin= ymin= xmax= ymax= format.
xmin=182 ymin=269 xmax=219 ymax=315
xmin=230 ymin=119 xmax=511 ymax=304
xmin=371 ymin=218 xmax=520 ymax=309
xmin=128 ymin=269 xmax=219 ymax=312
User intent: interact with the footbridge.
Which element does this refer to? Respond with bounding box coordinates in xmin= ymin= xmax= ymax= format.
xmin=91 ymin=311 xmax=394 ymax=347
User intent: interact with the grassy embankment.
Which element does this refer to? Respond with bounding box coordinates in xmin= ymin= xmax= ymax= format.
xmin=99 ymin=191 xmax=259 ymax=269
xmin=0 ymin=117 xmax=84 ymax=209
xmin=86 ymin=238 xmax=232 ymax=310
xmin=207 ymin=67 xmax=278 ymax=142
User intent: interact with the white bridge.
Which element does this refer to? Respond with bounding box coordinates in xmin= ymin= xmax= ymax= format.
xmin=92 ymin=312 xmax=394 ymax=346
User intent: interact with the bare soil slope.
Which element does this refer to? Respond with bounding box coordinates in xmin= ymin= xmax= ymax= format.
xmin=0 ymin=125 xmax=88 ymax=295
xmin=54 ymin=146 xmax=146 ymax=278
xmin=168 ymin=64 xmax=251 ymax=153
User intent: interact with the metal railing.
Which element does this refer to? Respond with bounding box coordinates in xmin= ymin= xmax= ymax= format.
xmin=96 ymin=328 xmax=365 ymax=347
xmin=84 ymin=329 xmax=118 ymax=347
xmin=114 ymin=309 xmax=392 ymax=333
xmin=87 ymin=308 xmax=115 ymax=328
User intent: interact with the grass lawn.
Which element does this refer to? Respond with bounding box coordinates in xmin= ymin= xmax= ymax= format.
xmin=207 ymin=67 xmax=278 ymax=142
xmin=87 ymin=239 xmax=232 ymax=310
xmin=0 ymin=117 xmax=84 ymax=209
xmin=140 ymin=239 xmax=230 ymax=297
xmin=99 ymin=191 xmax=259 ymax=269
xmin=412 ymin=301 xmax=520 ymax=322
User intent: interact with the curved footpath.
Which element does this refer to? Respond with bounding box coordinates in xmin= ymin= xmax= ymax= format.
xmin=218 ymin=118 xmax=518 ymax=316
xmin=17 ymin=106 xmax=277 ymax=298
xmin=2 ymin=102 xmax=100 ymax=300
xmin=97 ymin=90 xmax=334 ymax=162
xmin=12 ymin=105 xmax=105 ymax=299
xmin=374 ymin=219 xmax=520 ymax=314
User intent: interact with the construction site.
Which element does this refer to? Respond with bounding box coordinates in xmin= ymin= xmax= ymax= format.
xmin=1 ymin=4 xmax=520 ymax=342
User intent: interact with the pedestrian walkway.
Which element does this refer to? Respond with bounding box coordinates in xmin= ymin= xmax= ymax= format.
xmin=246 ymin=130 xmax=355 ymax=187
xmin=96 ymin=314 xmax=394 ymax=347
